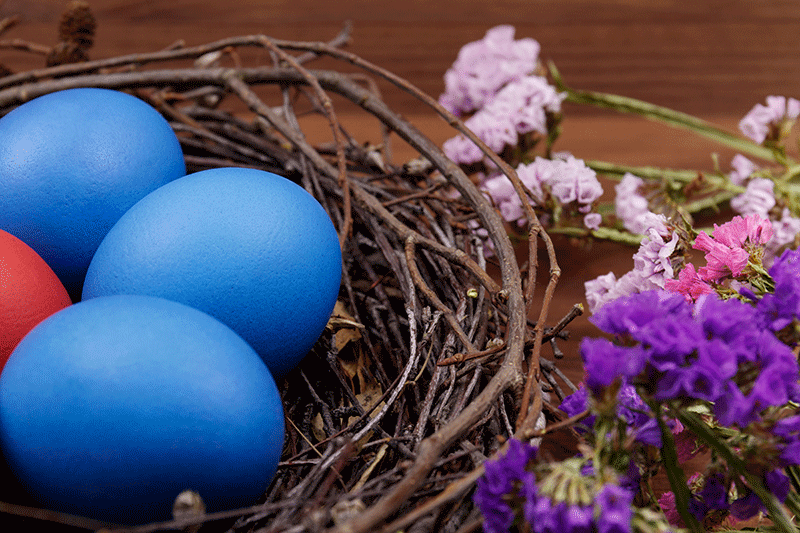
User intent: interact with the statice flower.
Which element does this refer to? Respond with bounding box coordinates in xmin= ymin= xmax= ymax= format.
xmin=738 ymin=95 xmax=800 ymax=144
xmin=729 ymin=177 xmax=776 ymax=217
xmin=479 ymin=155 xmax=603 ymax=229
xmin=764 ymin=208 xmax=800 ymax=265
xmin=596 ymin=484 xmax=635 ymax=533
xmin=442 ymin=77 xmax=565 ymax=166
xmin=584 ymin=227 xmax=679 ymax=312
xmin=559 ymin=382 xmax=664 ymax=447
xmin=728 ymin=154 xmax=757 ymax=186
xmin=614 ymin=173 xmax=668 ymax=235
xmin=692 ymin=214 xmax=773 ymax=282
xmin=487 ymin=75 xmax=565 ymax=136
xmin=473 ymin=438 xmax=538 ymax=533
xmin=439 ymin=25 xmax=540 ymax=117
xmin=585 ymin=290 xmax=800 ymax=429
xmin=664 ymin=263 xmax=714 ymax=302
xmin=755 ymin=248 xmax=800 ymax=340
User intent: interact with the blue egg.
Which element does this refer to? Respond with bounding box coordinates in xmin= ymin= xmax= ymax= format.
xmin=0 ymin=294 xmax=285 ymax=525
xmin=0 ymin=88 xmax=186 ymax=299
xmin=82 ymin=167 xmax=342 ymax=378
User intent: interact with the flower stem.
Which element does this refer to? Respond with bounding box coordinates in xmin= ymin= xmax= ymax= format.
xmin=548 ymin=62 xmax=784 ymax=164
xmin=676 ymin=410 xmax=798 ymax=533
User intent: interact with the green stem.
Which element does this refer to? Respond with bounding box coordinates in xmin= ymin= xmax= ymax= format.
xmin=676 ymin=411 xmax=798 ymax=533
xmin=547 ymin=225 xmax=644 ymax=247
xmin=653 ymin=406 xmax=705 ymax=533
xmin=549 ymin=62 xmax=785 ymax=165
xmin=585 ymin=160 xmax=742 ymax=189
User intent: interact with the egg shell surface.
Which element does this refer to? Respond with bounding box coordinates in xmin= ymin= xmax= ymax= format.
xmin=82 ymin=167 xmax=342 ymax=378
xmin=0 ymin=294 xmax=285 ymax=525
xmin=0 ymin=88 xmax=187 ymax=299
xmin=0 ymin=229 xmax=72 ymax=370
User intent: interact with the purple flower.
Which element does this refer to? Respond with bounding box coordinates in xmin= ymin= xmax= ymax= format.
xmin=765 ymin=470 xmax=791 ymax=503
xmin=765 ymin=209 xmax=800 ymax=266
xmin=581 ymin=338 xmax=646 ymax=391
xmin=729 ymin=177 xmax=776 ymax=217
xmin=730 ymin=491 xmax=762 ymax=520
xmin=440 ymin=25 xmax=541 ymax=116
xmin=739 ymin=95 xmax=800 ymax=144
xmin=614 ymin=173 xmax=669 ymax=235
xmin=728 ymin=154 xmax=757 ymax=185
xmin=442 ymin=133 xmax=485 ymax=165
xmin=595 ymin=484 xmax=634 ymax=533
xmin=590 ymin=290 xmax=691 ymax=337
xmin=758 ymin=247 xmax=800 ymax=333
xmin=474 ymin=439 xmax=539 ymax=533
xmin=562 ymin=504 xmax=593 ymax=533
xmin=486 ymin=75 xmax=565 ymax=135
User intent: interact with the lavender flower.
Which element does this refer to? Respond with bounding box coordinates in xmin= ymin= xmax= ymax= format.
xmin=486 ymin=75 xmax=565 ymax=136
xmin=728 ymin=154 xmax=757 ymax=186
xmin=439 ymin=25 xmax=541 ymax=117
xmin=478 ymin=155 xmax=603 ymax=228
xmin=729 ymin=177 xmax=776 ymax=217
xmin=584 ymin=228 xmax=679 ymax=312
xmin=739 ymin=95 xmax=800 ymax=144
xmin=584 ymin=289 xmax=800 ymax=429
xmin=614 ymin=173 xmax=668 ymax=235
xmin=473 ymin=439 xmax=539 ymax=533
xmin=765 ymin=208 xmax=800 ymax=266
xmin=595 ymin=484 xmax=634 ymax=533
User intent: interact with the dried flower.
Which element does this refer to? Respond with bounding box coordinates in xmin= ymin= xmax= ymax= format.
xmin=739 ymin=95 xmax=800 ymax=144
xmin=728 ymin=154 xmax=757 ymax=186
xmin=729 ymin=177 xmax=776 ymax=217
xmin=439 ymin=25 xmax=541 ymax=117
xmin=614 ymin=174 xmax=668 ymax=235
xmin=473 ymin=439 xmax=539 ymax=533
xmin=664 ymin=263 xmax=714 ymax=302
xmin=692 ymin=214 xmax=773 ymax=282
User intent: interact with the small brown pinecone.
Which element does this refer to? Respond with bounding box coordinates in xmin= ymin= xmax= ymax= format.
xmin=58 ymin=1 xmax=96 ymax=50
xmin=45 ymin=40 xmax=90 ymax=67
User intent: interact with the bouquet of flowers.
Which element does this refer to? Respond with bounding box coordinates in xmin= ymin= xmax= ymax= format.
xmin=442 ymin=25 xmax=800 ymax=533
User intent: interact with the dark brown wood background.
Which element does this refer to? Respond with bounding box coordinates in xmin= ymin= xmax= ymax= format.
xmin=3 ymin=0 xmax=798 ymax=382
xmin=4 ymin=0 xmax=800 ymax=116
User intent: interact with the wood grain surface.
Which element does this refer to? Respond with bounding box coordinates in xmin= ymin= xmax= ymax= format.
xmin=2 ymin=0 xmax=795 ymax=383
xmin=3 ymin=0 xmax=800 ymax=116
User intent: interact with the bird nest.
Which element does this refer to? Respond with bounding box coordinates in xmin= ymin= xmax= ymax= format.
xmin=0 ymin=7 xmax=582 ymax=533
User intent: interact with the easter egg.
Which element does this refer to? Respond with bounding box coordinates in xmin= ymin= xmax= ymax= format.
xmin=0 ymin=88 xmax=186 ymax=299
xmin=0 ymin=229 xmax=72 ymax=370
xmin=0 ymin=294 xmax=285 ymax=525
xmin=82 ymin=167 xmax=342 ymax=378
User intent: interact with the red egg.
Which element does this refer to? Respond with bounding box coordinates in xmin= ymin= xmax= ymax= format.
xmin=0 ymin=229 xmax=72 ymax=369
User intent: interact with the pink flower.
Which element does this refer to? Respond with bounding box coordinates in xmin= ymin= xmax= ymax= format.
xmin=664 ymin=263 xmax=714 ymax=301
xmin=711 ymin=213 xmax=773 ymax=249
xmin=739 ymin=95 xmax=800 ymax=144
xmin=692 ymin=214 xmax=773 ymax=282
